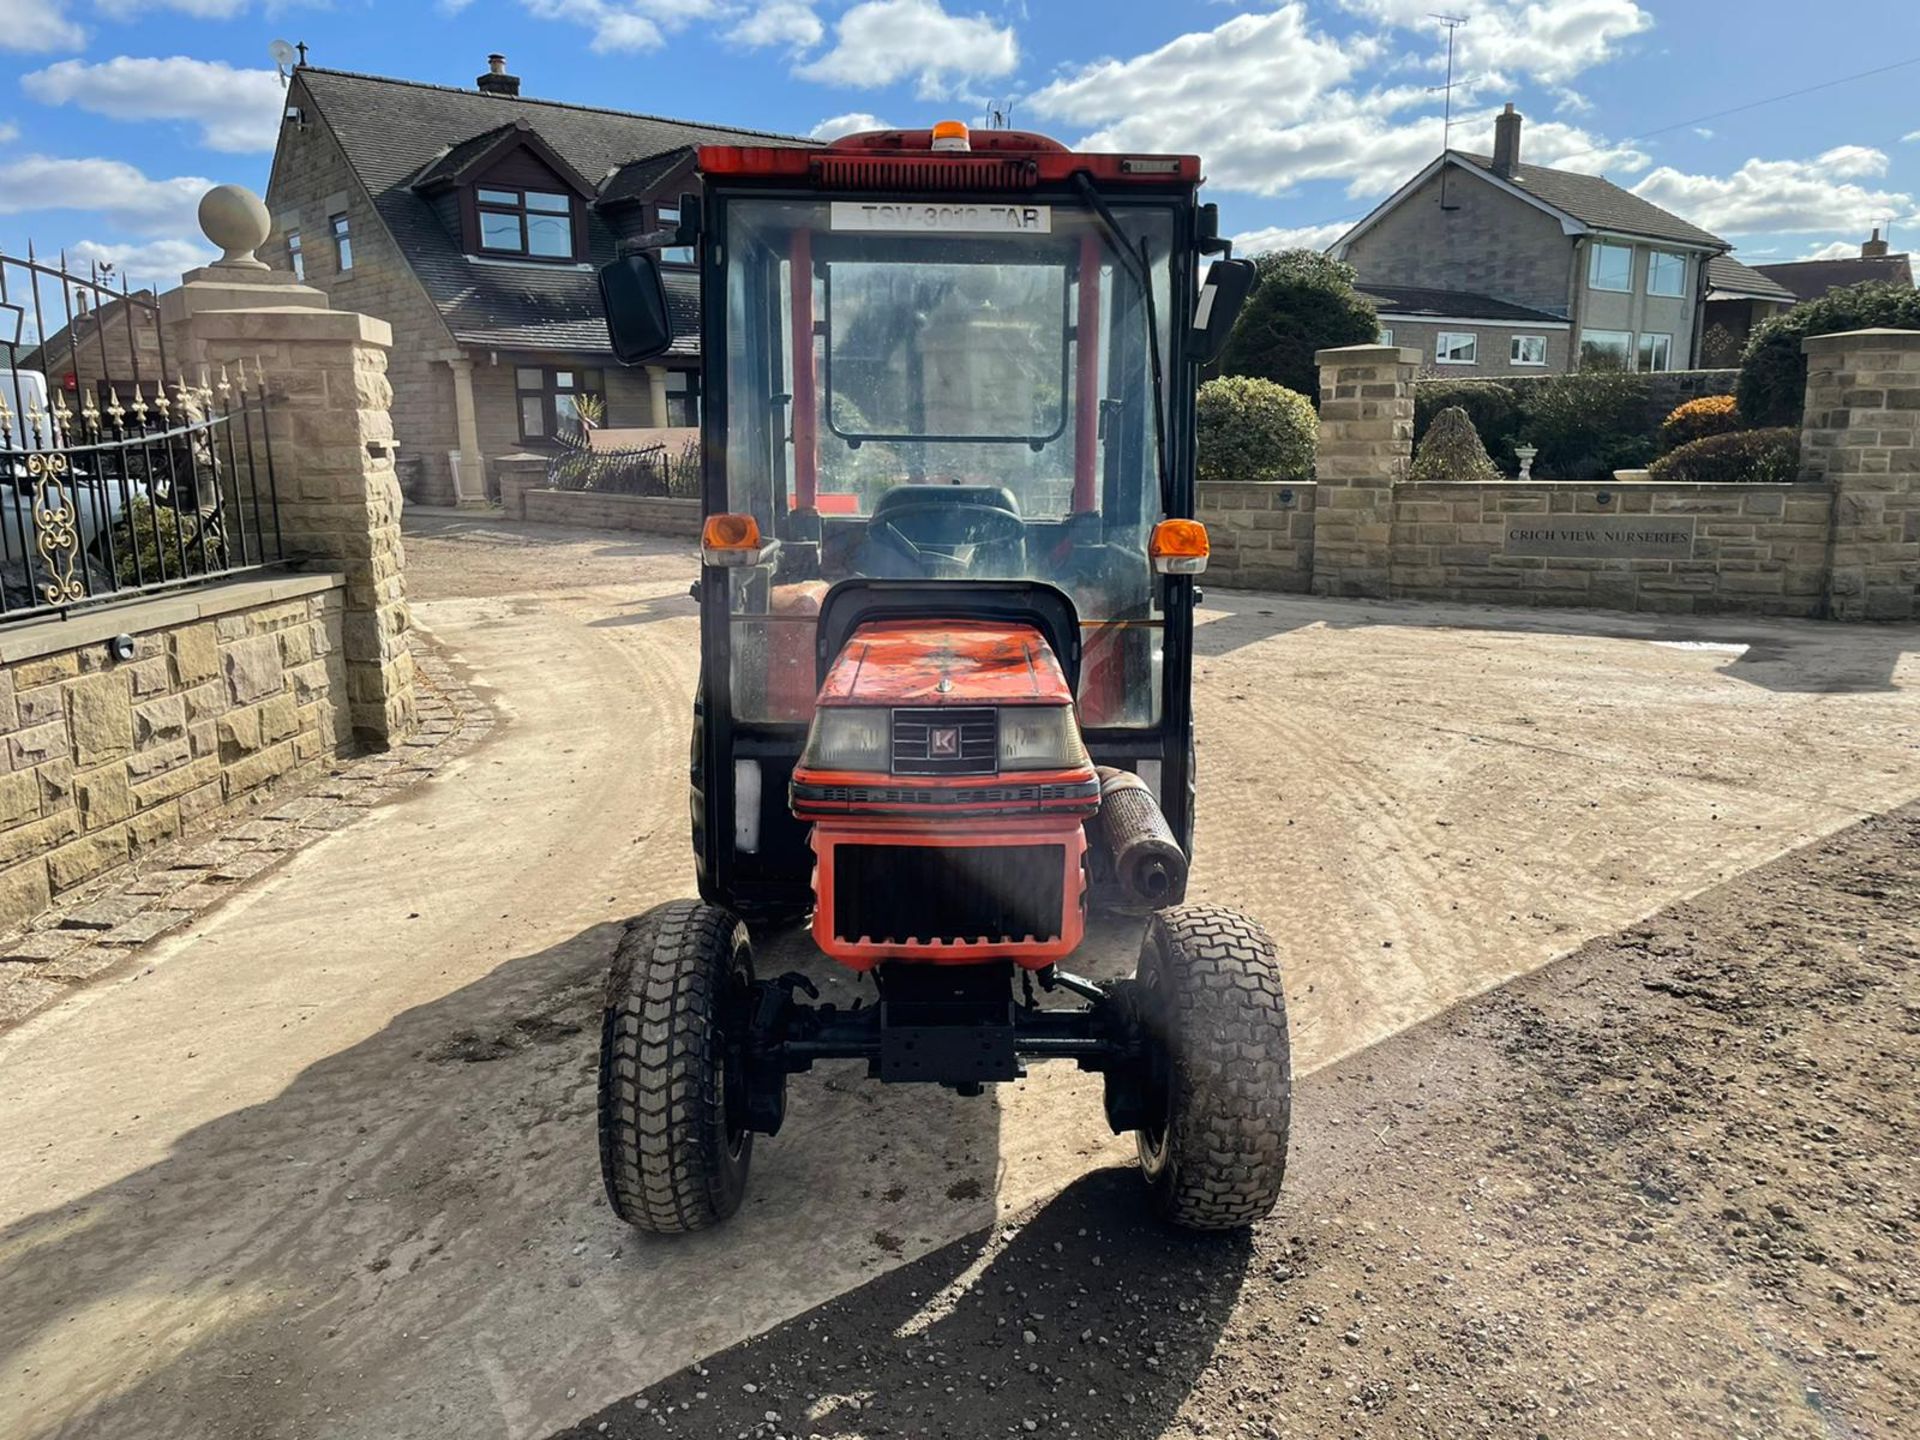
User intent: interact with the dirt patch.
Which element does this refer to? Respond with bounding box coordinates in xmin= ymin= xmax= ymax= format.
xmin=553 ymin=804 xmax=1919 ymax=1440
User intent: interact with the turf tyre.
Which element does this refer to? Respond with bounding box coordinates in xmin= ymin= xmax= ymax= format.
xmin=598 ymin=900 xmax=754 ymax=1232
xmin=1135 ymin=904 xmax=1292 ymax=1230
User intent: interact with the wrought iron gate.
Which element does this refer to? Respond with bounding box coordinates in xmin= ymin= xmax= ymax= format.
xmin=0 ymin=246 xmax=283 ymax=623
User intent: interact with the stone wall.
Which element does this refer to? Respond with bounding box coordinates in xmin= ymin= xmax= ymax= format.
xmin=1388 ymin=482 xmax=1829 ymax=615
xmin=521 ymin=488 xmax=702 ymax=537
xmin=1197 ymin=480 xmax=1317 ymax=592
xmin=0 ymin=576 xmax=352 ymax=928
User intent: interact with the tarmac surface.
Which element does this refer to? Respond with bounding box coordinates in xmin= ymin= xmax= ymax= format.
xmin=1 ymin=514 xmax=1915 ymax=1438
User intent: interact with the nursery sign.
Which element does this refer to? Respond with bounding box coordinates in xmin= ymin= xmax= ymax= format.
xmin=1503 ymin=516 xmax=1696 ymax=559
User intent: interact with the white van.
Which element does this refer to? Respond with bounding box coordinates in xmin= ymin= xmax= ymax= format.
xmin=0 ymin=367 xmax=139 ymax=569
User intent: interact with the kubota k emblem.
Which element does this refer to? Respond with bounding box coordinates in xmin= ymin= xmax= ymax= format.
xmin=929 ymin=726 xmax=960 ymax=758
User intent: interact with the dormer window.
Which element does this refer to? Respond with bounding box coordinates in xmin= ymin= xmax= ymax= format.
xmin=478 ymin=187 xmax=575 ymax=259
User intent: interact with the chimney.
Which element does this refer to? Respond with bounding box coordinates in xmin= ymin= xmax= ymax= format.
xmin=477 ymin=53 xmax=521 ymax=98
xmin=1863 ymin=226 xmax=1890 ymax=259
xmin=1492 ymin=102 xmax=1522 ymax=177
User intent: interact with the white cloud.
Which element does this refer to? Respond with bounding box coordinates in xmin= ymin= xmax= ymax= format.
xmin=1339 ymin=0 xmax=1652 ymax=86
xmin=98 ymin=0 xmax=249 ymax=15
xmin=1906 ymin=130 xmax=1920 ymax=144
xmin=811 ymin=112 xmax=890 ymax=141
xmin=519 ymin=0 xmax=729 ymax=52
xmin=0 ymin=0 xmax=86 ymax=52
xmin=23 ymin=57 xmax=285 ymax=153
xmin=1631 ymin=147 xmax=1913 ymax=237
xmin=1027 ymin=7 xmax=1643 ymax=200
xmin=67 ymin=236 xmax=216 ymax=292
xmin=798 ymin=0 xmax=1017 ymax=98
xmin=729 ymin=0 xmax=823 ymax=50
xmin=1231 ymin=221 xmax=1353 ymax=255
xmin=1798 ymin=239 xmax=1859 ymax=261
xmin=0 ymin=154 xmax=213 ymax=235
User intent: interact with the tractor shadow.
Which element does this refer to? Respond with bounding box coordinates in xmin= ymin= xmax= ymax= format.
xmin=553 ymin=1166 xmax=1257 ymax=1440
xmin=0 ymin=915 xmax=1086 ymax=1439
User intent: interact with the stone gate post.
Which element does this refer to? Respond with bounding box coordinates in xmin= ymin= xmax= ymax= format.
xmin=1800 ymin=328 xmax=1920 ymax=621
xmin=161 ymin=185 xmax=416 ymax=744
xmin=1310 ymin=344 xmax=1418 ymax=598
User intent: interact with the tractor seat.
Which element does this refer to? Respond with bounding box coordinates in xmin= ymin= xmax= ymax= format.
xmin=856 ymin=484 xmax=1028 ymax=579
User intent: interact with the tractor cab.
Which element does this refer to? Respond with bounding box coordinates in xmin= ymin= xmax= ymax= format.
xmin=594 ymin=124 xmax=1289 ymax=1237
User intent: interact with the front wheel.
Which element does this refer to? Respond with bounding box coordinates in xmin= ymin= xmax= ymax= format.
xmin=598 ymin=900 xmax=755 ymax=1232
xmin=1134 ymin=905 xmax=1292 ymax=1230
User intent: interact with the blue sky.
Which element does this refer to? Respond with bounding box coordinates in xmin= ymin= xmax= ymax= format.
xmin=0 ymin=0 xmax=1915 ymax=294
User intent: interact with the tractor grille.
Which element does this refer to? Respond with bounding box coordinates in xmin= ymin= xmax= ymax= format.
xmin=832 ymin=843 xmax=1065 ymax=946
xmin=812 ymin=156 xmax=1040 ymax=191
xmin=891 ymin=707 xmax=997 ymax=776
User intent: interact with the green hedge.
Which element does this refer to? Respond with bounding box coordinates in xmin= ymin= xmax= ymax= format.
xmin=1738 ymin=281 xmax=1920 ymax=427
xmin=1196 ymin=374 xmax=1316 ymax=484
xmin=1520 ymin=371 xmax=1656 ymax=480
xmin=1647 ymin=427 xmax=1800 ymax=484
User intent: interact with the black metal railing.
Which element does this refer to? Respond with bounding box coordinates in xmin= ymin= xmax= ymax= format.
xmin=549 ymin=418 xmax=699 ymax=499
xmin=0 ymin=246 xmax=283 ymax=623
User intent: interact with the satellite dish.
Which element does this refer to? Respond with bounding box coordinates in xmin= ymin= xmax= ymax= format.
xmin=269 ymin=38 xmax=296 ymax=80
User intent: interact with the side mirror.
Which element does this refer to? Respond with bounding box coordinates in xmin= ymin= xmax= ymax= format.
xmin=1190 ymin=258 xmax=1258 ymax=367
xmin=599 ymin=251 xmax=673 ymax=366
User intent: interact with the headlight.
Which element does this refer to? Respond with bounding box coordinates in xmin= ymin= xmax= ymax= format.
xmin=999 ymin=706 xmax=1088 ymax=771
xmin=805 ymin=707 xmax=890 ymax=770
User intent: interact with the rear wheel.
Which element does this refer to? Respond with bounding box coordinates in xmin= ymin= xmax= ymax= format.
xmin=598 ymin=900 xmax=755 ymax=1232
xmin=1134 ymin=905 xmax=1291 ymax=1230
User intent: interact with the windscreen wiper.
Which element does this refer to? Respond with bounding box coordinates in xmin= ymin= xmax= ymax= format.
xmin=1072 ymin=173 xmax=1172 ymax=514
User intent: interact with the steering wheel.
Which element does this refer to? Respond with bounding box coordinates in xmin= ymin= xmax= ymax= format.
xmin=866 ymin=501 xmax=1028 ymax=579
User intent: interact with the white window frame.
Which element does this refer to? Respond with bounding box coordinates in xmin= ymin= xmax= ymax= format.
xmin=1435 ymin=331 xmax=1478 ymax=365
xmin=1637 ymin=332 xmax=1673 ymax=372
xmin=1579 ymin=329 xmax=1633 ymax=370
xmin=1588 ymin=241 xmax=1632 ymax=293
xmin=1378 ymin=326 xmax=1393 ymax=345
xmin=1509 ymin=334 xmax=1547 ymax=367
xmin=1646 ymin=250 xmax=1687 ymax=298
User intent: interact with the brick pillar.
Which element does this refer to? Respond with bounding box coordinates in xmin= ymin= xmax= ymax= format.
xmin=181 ymin=307 xmax=416 ymax=744
xmin=1309 ymin=344 xmax=1417 ymax=598
xmin=494 ymin=453 xmax=550 ymax=520
xmin=1801 ymin=328 xmax=1920 ymax=621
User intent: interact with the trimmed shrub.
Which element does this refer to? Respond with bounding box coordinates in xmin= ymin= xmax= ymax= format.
xmin=1414 ymin=379 xmax=1521 ymax=472
xmin=1217 ymin=249 xmax=1379 ymax=400
xmin=1659 ymin=394 xmax=1742 ymax=452
xmin=111 ymin=495 xmax=226 ymax=586
xmin=1520 ymin=370 xmax=1655 ymax=480
xmin=1647 ymin=426 xmax=1800 ymax=485
xmin=1738 ymin=281 xmax=1920 ymax=427
xmin=1196 ymin=374 xmax=1317 ymax=485
xmin=1409 ymin=406 xmax=1501 ymax=483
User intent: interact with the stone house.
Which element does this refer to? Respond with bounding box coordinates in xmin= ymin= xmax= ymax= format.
xmin=1356 ymin=282 xmax=1571 ymax=377
xmin=1331 ymin=104 xmax=1730 ymax=375
xmin=264 ymin=57 xmax=801 ymax=505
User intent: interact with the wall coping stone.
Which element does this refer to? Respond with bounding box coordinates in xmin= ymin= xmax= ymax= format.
xmin=185 ymin=306 xmax=393 ymax=349
xmin=0 ymin=573 xmax=344 ymax=665
xmin=1315 ymin=343 xmax=1421 ymax=366
xmin=1394 ymin=480 xmax=1823 ymax=495
xmin=1198 ymin=478 xmax=1319 ymax=488
xmin=1802 ymin=327 xmax=1920 ymax=355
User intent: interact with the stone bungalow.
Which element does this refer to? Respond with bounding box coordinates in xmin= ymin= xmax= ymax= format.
xmin=1332 ymin=104 xmax=1735 ymax=375
xmin=265 ymin=57 xmax=800 ymax=505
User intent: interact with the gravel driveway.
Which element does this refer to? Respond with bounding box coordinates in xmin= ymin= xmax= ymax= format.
xmin=1 ymin=513 xmax=1914 ymax=1439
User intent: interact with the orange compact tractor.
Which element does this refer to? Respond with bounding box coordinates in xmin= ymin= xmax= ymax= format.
xmin=594 ymin=121 xmax=1289 ymax=1232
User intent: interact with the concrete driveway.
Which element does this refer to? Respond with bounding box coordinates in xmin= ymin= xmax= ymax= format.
xmin=1 ymin=514 xmax=1916 ymax=1439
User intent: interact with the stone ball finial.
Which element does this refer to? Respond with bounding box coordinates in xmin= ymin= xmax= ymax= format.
xmin=198 ymin=184 xmax=272 ymax=271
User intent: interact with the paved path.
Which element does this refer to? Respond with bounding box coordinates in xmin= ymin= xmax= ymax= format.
xmin=1 ymin=515 xmax=1915 ymax=1438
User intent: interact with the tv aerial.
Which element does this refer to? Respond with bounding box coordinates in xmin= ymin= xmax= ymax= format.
xmin=269 ymin=38 xmax=298 ymax=82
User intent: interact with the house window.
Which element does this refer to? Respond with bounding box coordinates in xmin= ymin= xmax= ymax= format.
xmin=516 ymin=365 xmax=604 ymax=440
xmin=330 ymin=213 xmax=352 ymax=272
xmin=1510 ymin=334 xmax=1547 ymax=367
xmin=287 ymin=230 xmax=304 ymax=282
xmin=1579 ymin=329 xmax=1633 ymax=370
xmin=656 ymin=202 xmax=694 ymax=266
xmin=1637 ymin=332 xmax=1673 ymax=372
xmin=664 ymin=369 xmax=700 ymax=426
xmin=478 ymin=187 xmax=575 ymax=259
xmin=1435 ymin=331 xmax=1477 ymax=365
xmin=1378 ymin=326 xmax=1394 ymax=345
xmin=1647 ymin=250 xmax=1687 ymax=298
xmin=1588 ymin=241 xmax=1632 ymax=293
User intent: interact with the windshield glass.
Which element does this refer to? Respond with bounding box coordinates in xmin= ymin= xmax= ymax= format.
xmin=720 ymin=195 xmax=1174 ymax=728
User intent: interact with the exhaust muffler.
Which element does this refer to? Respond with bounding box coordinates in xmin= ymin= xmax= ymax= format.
xmin=1095 ymin=767 xmax=1188 ymax=909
